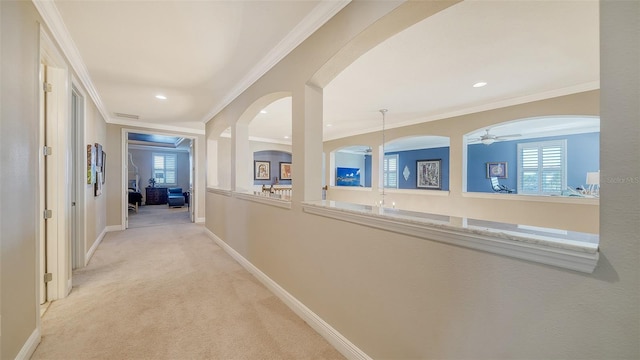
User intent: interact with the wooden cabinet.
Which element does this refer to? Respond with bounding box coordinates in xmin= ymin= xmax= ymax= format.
xmin=145 ymin=187 xmax=168 ymax=205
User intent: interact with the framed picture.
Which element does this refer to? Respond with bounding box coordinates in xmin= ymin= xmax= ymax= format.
xmin=486 ymin=161 xmax=508 ymax=179
xmin=101 ymin=151 xmax=107 ymax=184
xmin=87 ymin=144 xmax=96 ymax=184
xmin=254 ymin=161 xmax=270 ymax=180
xmin=95 ymin=143 xmax=103 ymax=169
xmin=95 ymin=172 xmax=103 ymax=196
xmin=416 ymin=159 xmax=441 ymax=189
xmin=336 ymin=167 xmax=361 ymax=187
xmin=280 ymin=162 xmax=292 ymax=180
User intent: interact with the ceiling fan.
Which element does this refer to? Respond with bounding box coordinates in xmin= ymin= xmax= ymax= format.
xmin=469 ymin=129 xmax=521 ymax=145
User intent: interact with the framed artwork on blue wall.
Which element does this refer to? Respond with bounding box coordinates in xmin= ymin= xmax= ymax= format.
xmin=417 ymin=159 xmax=441 ymax=189
xmin=280 ymin=162 xmax=292 ymax=180
xmin=254 ymin=161 xmax=270 ymax=180
xmin=487 ymin=161 xmax=508 ymax=179
xmin=336 ymin=167 xmax=361 ymax=186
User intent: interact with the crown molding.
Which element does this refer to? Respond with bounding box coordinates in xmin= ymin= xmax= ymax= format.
xmin=202 ymin=0 xmax=351 ymax=124
xmin=32 ymin=0 xmax=111 ymax=124
xmin=323 ymin=82 xmax=600 ymax=142
xmin=110 ymin=117 xmax=205 ymax=135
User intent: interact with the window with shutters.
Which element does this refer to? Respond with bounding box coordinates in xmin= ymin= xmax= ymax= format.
xmin=153 ymin=153 xmax=177 ymax=185
xmin=517 ymin=140 xmax=566 ymax=195
xmin=383 ymin=154 xmax=398 ymax=188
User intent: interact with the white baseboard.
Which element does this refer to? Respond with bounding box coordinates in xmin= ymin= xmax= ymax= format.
xmin=204 ymin=228 xmax=371 ymax=360
xmin=195 ymin=217 xmax=205 ymax=224
xmin=15 ymin=327 xmax=40 ymax=360
xmin=106 ymin=225 xmax=124 ymax=232
xmin=85 ymin=226 xmax=113 ymax=266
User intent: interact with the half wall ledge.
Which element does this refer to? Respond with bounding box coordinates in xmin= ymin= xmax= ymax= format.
xmin=302 ymin=200 xmax=599 ymax=273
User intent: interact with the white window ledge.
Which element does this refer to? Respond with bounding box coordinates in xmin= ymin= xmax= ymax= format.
xmin=207 ymin=187 xmax=232 ymax=197
xmin=234 ymin=191 xmax=292 ymax=209
xmin=463 ymin=192 xmax=599 ymax=205
xmin=302 ymin=200 xmax=599 ymax=273
xmin=329 ymin=186 xmax=373 ymax=192
xmin=384 ymin=188 xmax=450 ymax=196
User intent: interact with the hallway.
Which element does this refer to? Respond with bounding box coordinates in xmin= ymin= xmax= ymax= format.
xmin=32 ymin=223 xmax=344 ymax=359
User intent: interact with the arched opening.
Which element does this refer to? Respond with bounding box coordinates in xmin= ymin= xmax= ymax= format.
xmin=464 ymin=116 xmax=600 ymax=196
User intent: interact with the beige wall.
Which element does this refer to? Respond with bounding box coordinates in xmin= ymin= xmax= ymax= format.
xmin=1 ymin=2 xmax=41 ymax=357
xmin=205 ymin=2 xmax=639 ymax=359
xmin=84 ymin=100 xmax=108 ymax=253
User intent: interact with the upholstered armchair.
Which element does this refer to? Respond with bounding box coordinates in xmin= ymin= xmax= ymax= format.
xmin=167 ymin=187 xmax=186 ymax=207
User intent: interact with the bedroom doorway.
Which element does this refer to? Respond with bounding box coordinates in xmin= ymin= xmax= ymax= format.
xmin=123 ymin=129 xmax=197 ymax=229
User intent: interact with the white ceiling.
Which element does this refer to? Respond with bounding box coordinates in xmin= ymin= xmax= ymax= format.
xmin=50 ymin=0 xmax=599 ymax=143
xmin=52 ymin=0 xmax=347 ymax=131
xmin=250 ymin=0 xmax=599 ymax=145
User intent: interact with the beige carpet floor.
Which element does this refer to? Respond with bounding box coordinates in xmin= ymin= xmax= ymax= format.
xmin=32 ymin=222 xmax=345 ymax=360
xmin=127 ymin=204 xmax=192 ymax=229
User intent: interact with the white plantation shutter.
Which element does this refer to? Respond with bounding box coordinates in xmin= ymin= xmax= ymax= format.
xmin=153 ymin=153 xmax=177 ymax=185
xmin=517 ymin=140 xmax=566 ymax=195
xmin=384 ymin=154 xmax=398 ymax=188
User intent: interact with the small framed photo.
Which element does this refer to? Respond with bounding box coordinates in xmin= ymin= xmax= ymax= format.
xmin=280 ymin=162 xmax=292 ymax=180
xmin=254 ymin=161 xmax=270 ymax=180
xmin=417 ymin=159 xmax=441 ymax=189
xmin=487 ymin=161 xmax=508 ymax=179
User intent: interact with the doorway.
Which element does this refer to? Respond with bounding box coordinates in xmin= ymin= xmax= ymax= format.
xmin=123 ymin=130 xmax=197 ymax=229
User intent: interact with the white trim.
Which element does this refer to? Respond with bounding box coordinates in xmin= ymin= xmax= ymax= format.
xmin=207 ymin=187 xmax=232 ymax=197
xmin=106 ymin=225 xmax=124 ymax=232
xmin=84 ymin=225 xmax=109 ymax=266
xmin=202 ymin=0 xmax=351 ymax=123
xmin=32 ymin=0 xmax=110 ymax=124
xmin=462 ymin=191 xmax=599 ymax=205
xmin=15 ymin=328 xmax=40 ymax=360
xmin=128 ymin=144 xmax=190 ymax=153
xmin=302 ymin=202 xmax=599 ymax=273
xmin=195 ymin=217 xmax=206 ymax=224
xmin=323 ymin=82 xmax=600 ymax=142
xmin=384 ymin=188 xmax=450 ymax=196
xmin=204 ymin=228 xmax=371 ymax=360
xmin=109 ymin=117 xmax=205 ymax=135
xmin=328 ymin=186 xmax=373 ymax=192
xmin=233 ymin=192 xmax=293 ymax=209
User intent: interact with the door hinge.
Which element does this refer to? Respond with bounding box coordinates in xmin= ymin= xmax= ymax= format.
xmin=43 ymin=146 xmax=52 ymax=156
xmin=44 ymin=273 xmax=53 ymax=283
xmin=43 ymin=209 xmax=53 ymax=219
xmin=43 ymin=82 xmax=52 ymax=92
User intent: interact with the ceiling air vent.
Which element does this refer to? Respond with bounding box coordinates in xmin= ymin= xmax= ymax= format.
xmin=114 ymin=112 xmax=140 ymax=120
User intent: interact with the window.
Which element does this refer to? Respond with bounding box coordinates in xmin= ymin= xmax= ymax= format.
xmin=153 ymin=153 xmax=177 ymax=185
xmin=383 ymin=154 xmax=398 ymax=188
xmin=517 ymin=140 xmax=566 ymax=195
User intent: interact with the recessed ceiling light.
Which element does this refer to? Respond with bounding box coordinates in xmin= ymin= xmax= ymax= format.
xmin=473 ymin=82 xmax=487 ymax=88
xmin=155 ymin=94 xmax=167 ymax=100
xmin=326 ymin=124 xmax=333 ymax=127
xmin=260 ymin=110 xmax=267 ymax=114
xmin=284 ymin=136 xmax=289 ymax=139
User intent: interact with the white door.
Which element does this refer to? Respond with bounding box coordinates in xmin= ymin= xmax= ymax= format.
xmin=39 ymin=64 xmax=47 ymax=305
xmin=190 ymin=141 xmax=195 ymax=222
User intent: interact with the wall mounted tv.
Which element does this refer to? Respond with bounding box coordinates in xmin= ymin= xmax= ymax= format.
xmin=336 ymin=167 xmax=361 ymax=186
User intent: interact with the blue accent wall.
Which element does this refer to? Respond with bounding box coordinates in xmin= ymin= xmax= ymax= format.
xmin=467 ymin=132 xmax=600 ymax=193
xmin=386 ymin=147 xmax=450 ymax=190
xmin=253 ymin=150 xmax=292 ymax=185
xmin=364 ymin=155 xmax=372 ymax=187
